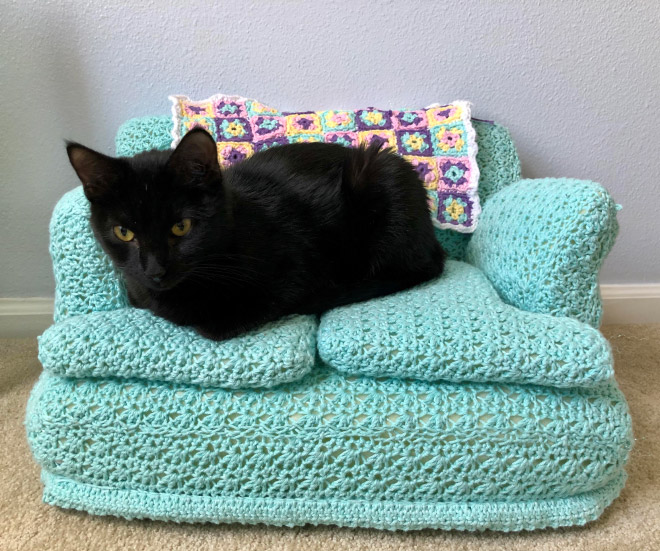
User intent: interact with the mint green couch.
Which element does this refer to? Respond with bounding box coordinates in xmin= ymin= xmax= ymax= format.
xmin=25 ymin=116 xmax=631 ymax=531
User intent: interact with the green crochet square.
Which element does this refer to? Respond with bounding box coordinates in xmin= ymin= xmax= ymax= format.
xmin=318 ymin=260 xmax=613 ymax=388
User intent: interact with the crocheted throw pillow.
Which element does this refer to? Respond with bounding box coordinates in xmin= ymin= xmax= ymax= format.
xmin=318 ymin=260 xmax=613 ymax=388
xmin=170 ymin=94 xmax=481 ymax=232
xmin=38 ymin=309 xmax=317 ymax=389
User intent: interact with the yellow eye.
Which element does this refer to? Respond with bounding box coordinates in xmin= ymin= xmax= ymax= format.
xmin=113 ymin=226 xmax=135 ymax=242
xmin=171 ymin=218 xmax=192 ymax=236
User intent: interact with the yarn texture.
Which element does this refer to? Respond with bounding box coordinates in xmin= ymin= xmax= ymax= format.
xmin=39 ymin=308 xmax=316 ymax=389
xmin=170 ymin=94 xmax=481 ymax=232
xmin=466 ymin=178 xmax=619 ymax=327
xmin=24 ymin=113 xmax=630 ymax=531
xmin=26 ymin=365 xmax=632 ymax=531
xmin=318 ymin=260 xmax=612 ymax=387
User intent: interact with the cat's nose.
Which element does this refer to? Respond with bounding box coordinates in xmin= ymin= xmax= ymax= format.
xmin=143 ymin=254 xmax=168 ymax=283
xmin=148 ymin=270 xmax=166 ymax=282
xmin=145 ymin=264 xmax=167 ymax=282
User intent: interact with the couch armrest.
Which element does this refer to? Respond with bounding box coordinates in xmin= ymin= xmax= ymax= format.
xmin=50 ymin=187 xmax=128 ymax=322
xmin=465 ymin=178 xmax=619 ymax=327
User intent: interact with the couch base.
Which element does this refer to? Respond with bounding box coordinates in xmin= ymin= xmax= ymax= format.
xmin=41 ymin=470 xmax=626 ymax=532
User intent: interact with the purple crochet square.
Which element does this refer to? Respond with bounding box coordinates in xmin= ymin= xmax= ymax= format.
xmin=436 ymin=192 xmax=474 ymax=228
xmin=437 ymin=158 xmax=473 ymax=192
xmin=355 ymin=108 xmax=393 ymax=131
xmin=255 ymin=137 xmax=289 ymax=151
xmin=250 ymin=116 xmax=286 ymax=141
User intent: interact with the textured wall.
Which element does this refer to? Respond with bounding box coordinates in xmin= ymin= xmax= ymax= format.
xmin=1 ymin=0 xmax=659 ymax=296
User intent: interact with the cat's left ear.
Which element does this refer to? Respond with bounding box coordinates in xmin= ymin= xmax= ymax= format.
xmin=167 ymin=127 xmax=221 ymax=188
xmin=66 ymin=143 xmax=124 ymax=203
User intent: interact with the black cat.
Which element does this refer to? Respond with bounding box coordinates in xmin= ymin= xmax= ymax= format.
xmin=67 ymin=128 xmax=445 ymax=340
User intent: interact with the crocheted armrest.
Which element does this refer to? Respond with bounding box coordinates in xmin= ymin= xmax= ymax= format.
xmin=50 ymin=187 xmax=128 ymax=322
xmin=465 ymin=178 xmax=619 ymax=327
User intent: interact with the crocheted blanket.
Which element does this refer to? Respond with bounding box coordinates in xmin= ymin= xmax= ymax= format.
xmin=170 ymin=94 xmax=481 ymax=233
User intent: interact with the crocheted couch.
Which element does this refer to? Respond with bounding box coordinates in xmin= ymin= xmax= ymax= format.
xmin=25 ymin=115 xmax=632 ymax=531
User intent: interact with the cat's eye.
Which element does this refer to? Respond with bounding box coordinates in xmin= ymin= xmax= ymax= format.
xmin=113 ymin=225 xmax=135 ymax=242
xmin=171 ymin=218 xmax=192 ymax=236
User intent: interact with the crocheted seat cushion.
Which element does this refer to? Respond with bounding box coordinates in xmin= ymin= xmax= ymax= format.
xmin=318 ymin=260 xmax=612 ymax=388
xmin=26 ymin=365 xmax=632 ymax=531
xmin=170 ymin=94 xmax=481 ymax=232
xmin=38 ymin=309 xmax=316 ymax=389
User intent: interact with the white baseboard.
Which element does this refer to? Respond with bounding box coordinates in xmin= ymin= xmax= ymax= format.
xmin=0 ymin=298 xmax=54 ymax=338
xmin=600 ymin=284 xmax=660 ymax=325
xmin=0 ymin=286 xmax=659 ymax=337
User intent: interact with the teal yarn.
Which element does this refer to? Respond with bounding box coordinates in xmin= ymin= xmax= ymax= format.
xmin=39 ymin=309 xmax=316 ymax=389
xmin=115 ymin=116 xmax=173 ymax=157
xmin=50 ymin=187 xmax=128 ymax=322
xmin=24 ymin=113 xmax=630 ymax=531
xmin=39 ymin=471 xmax=627 ymax=531
xmin=318 ymin=260 xmax=613 ymax=388
xmin=471 ymin=120 xmax=521 ymax=203
xmin=47 ymin=188 xmax=614 ymax=389
xmin=47 ymin=187 xmax=315 ymax=389
xmin=466 ymin=178 xmax=619 ymax=327
xmin=26 ymin=366 xmax=632 ymax=531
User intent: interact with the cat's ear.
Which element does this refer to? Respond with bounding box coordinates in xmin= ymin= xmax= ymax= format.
xmin=66 ymin=143 xmax=122 ymax=202
xmin=167 ymin=128 xmax=221 ymax=188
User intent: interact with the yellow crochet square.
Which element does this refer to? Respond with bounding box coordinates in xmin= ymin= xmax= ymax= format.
xmin=177 ymin=98 xmax=214 ymax=118
xmin=182 ymin=117 xmax=215 ymax=135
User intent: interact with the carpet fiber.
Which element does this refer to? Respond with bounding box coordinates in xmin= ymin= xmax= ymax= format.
xmin=1 ymin=325 xmax=658 ymax=550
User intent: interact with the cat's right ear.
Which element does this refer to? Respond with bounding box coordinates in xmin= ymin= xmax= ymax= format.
xmin=66 ymin=143 xmax=121 ymax=202
xmin=167 ymin=128 xmax=221 ymax=189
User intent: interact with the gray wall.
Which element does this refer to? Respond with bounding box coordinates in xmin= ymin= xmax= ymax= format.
xmin=1 ymin=0 xmax=659 ymax=297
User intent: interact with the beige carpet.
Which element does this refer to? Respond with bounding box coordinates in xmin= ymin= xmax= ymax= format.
xmin=1 ymin=325 xmax=658 ymax=551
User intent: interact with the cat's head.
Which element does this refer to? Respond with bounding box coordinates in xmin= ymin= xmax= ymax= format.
xmin=66 ymin=128 xmax=223 ymax=291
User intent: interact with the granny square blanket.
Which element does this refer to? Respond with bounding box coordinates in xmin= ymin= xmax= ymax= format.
xmin=170 ymin=94 xmax=481 ymax=232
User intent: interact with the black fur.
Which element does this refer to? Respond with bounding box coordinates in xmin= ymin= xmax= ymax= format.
xmin=67 ymin=128 xmax=445 ymax=340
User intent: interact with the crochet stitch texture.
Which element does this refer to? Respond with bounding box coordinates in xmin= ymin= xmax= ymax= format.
xmin=39 ymin=308 xmax=317 ymax=389
xmin=25 ymin=113 xmax=631 ymax=531
xmin=170 ymin=95 xmax=481 ymax=232
xmin=318 ymin=260 xmax=612 ymax=387
xmin=27 ymin=365 xmax=632 ymax=531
